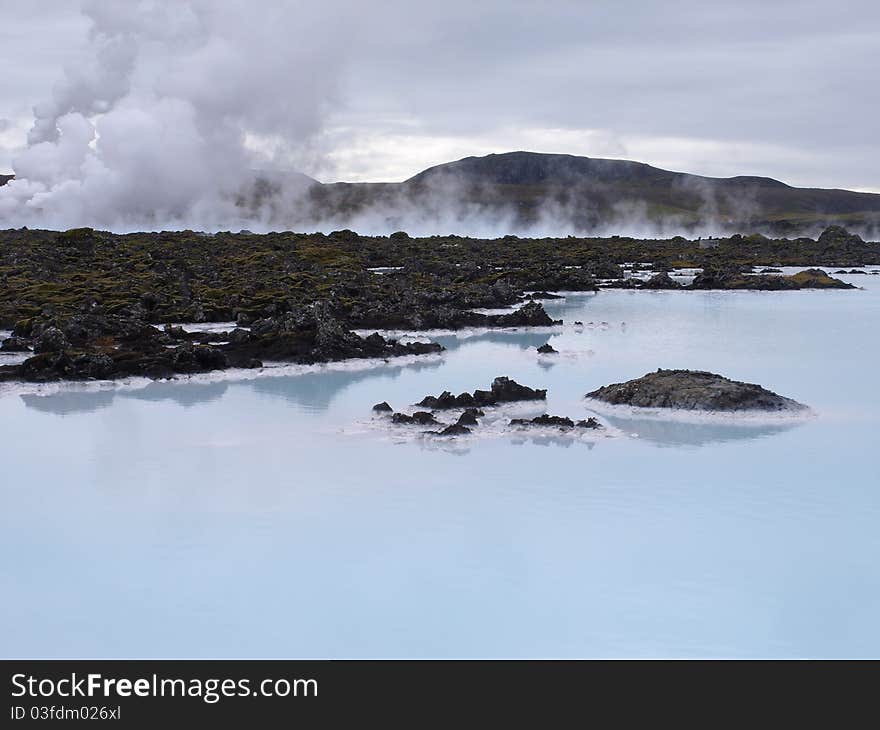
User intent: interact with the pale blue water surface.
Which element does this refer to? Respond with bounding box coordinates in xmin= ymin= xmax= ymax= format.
xmin=2 ymin=269 xmax=878 ymax=658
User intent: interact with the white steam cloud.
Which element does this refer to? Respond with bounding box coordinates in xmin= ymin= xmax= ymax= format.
xmin=0 ymin=0 xmax=351 ymax=231
xmin=1 ymin=1 xmax=876 ymax=239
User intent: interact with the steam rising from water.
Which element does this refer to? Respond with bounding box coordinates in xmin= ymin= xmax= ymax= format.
xmin=0 ymin=0 xmax=350 ymax=232
xmin=0 ymin=1 xmax=875 ymax=240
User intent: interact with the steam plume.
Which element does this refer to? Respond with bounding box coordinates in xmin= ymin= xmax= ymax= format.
xmin=0 ymin=0 xmax=351 ymax=231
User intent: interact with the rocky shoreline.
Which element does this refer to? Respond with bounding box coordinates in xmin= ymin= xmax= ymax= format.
xmin=0 ymin=224 xmax=872 ymax=383
xmin=0 ymin=304 xmax=444 ymax=383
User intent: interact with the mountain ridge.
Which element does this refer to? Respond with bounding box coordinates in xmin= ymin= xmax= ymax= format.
xmin=307 ymin=151 xmax=880 ymax=236
xmin=4 ymin=152 xmax=880 ymax=236
xmin=406 ymin=151 xmax=794 ymax=189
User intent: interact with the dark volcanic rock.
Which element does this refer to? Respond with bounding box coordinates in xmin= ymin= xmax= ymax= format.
xmin=433 ymin=423 xmax=472 ymax=437
xmin=456 ymin=408 xmax=484 ymax=426
xmin=17 ymin=351 xmax=115 ymax=381
xmin=526 ymin=266 xmax=598 ymax=292
xmin=817 ymin=225 xmax=864 ymax=248
xmin=33 ymin=327 xmax=70 ymax=353
xmin=486 ymin=376 xmax=547 ymax=403
xmin=689 ymin=266 xmax=744 ymax=289
xmin=536 ymin=343 xmax=557 ymax=354
xmin=68 ymin=353 xmax=116 ymax=379
xmin=418 ymin=376 xmax=547 ymax=409
xmin=641 ymin=272 xmax=683 ymax=289
xmin=510 ymin=414 xmax=604 ymax=429
xmin=589 ymin=261 xmax=625 ymax=279
xmin=1 ymin=336 xmax=31 ymax=352
xmin=6 ymin=305 xmax=447 ymax=383
xmin=511 ymin=414 xmax=575 ymax=428
xmin=586 ymin=369 xmax=808 ymax=412
xmin=690 ymin=266 xmax=853 ymax=290
xmin=352 ymin=295 xmax=561 ymax=332
xmin=487 ymin=301 xmax=561 ymax=327
xmin=372 ymin=401 xmax=393 ymax=413
xmin=786 ymin=268 xmax=856 ymax=289
xmin=228 ymin=303 xmax=444 ymax=365
xmin=57 ymin=312 xmax=161 ymax=347
xmin=392 ymin=411 xmax=439 ymax=425
xmin=171 ymin=345 xmax=229 ymax=371
xmin=416 ymin=390 xmax=474 ymax=409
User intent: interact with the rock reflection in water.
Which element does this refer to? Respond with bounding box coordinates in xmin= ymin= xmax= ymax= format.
xmin=598 ymin=413 xmax=802 ymax=447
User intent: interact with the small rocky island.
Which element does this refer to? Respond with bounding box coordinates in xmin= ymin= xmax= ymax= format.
xmin=374 ymin=377 xmax=604 ymax=437
xmin=416 ymin=377 xmax=547 ymax=409
xmin=585 ymin=369 xmax=809 ymax=412
xmin=510 ymin=414 xmax=602 ymax=429
xmin=607 ymin=266 xmax=854 ymax=291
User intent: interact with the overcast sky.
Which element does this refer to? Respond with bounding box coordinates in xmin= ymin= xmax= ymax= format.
xmin=1 ymin=0 xmax=878 ymax=191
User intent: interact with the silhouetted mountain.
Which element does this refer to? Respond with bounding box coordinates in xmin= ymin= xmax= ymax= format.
xmin=308 ymin=151 xmax=880 ymax=236
xmin=408 ymin=152 xmax=789 ymax=189
xmin=4 ymin=153 xmax=880 ymax=236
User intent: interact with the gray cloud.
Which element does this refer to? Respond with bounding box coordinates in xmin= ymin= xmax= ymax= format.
xmin=0 ymin=0 xmax=877 ymax=232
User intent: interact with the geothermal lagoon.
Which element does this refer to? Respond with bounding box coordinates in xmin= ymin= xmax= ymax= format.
xmin=2 ymin=269 xmax=879 ymax=658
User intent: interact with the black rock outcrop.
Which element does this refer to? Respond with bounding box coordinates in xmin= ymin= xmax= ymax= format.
xmin=417 ymin=377 xmax=547 ymax=409
xmin=510 ymin=414 xmax=603 ymax=429
xmin=391 ymin=411 xmax=440 ymax=425
xmin=433 ymin=424 xmax=472 ymax=437
xmin=456 ymin=408 xmax=484 ymax=426
xmin=586 ymin=369 xmax=808 ymax=412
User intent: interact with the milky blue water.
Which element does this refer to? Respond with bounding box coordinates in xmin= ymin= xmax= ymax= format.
xmin=2 ymin=269 xmax=879 ymax=658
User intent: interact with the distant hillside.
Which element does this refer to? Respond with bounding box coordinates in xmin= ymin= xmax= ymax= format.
xmin=4 ymin=154 xmax=880 ymax=237
xmin=307 ymin=151 xmax=880 ymax=236
xmin=408 ymin=152 xmax=789 ymax=189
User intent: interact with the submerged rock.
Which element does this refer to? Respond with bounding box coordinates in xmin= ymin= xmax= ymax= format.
xmin=585 ymin=369 xmax=808 ymax=412
xmin=511 ymin=414 xmax=574 ymax=428
xmin=418 ymin=376 xmax=547 ymax=409
xmin=536 ymin=343 xmax=558 ymax=354
xmin=510 ymin=414 xmax=603 ymax=429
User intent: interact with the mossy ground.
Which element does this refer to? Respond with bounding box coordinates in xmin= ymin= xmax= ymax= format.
xmin=0 ymin=227 xmax=876 ymax=328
